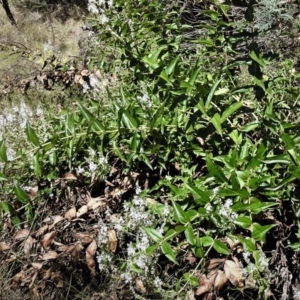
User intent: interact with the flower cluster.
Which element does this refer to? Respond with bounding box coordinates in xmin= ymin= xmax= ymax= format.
xmin=76 ymin=147 xmax=108 ymax=177
xmin=0 ymin=100 xmax=45 ymax=165
xmin=95 ymin=186 xmax=164 ymax=294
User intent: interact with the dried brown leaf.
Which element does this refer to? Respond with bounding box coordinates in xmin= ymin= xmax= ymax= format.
xmin=6 ymin=255 xmax=16 ymax=263
xmin=224 ymin=259 xmax=244 ymax=288
xmin=41 ymin=251 xmax=58 ymax=261
xmin=108 ymin=229 xmax=117 ymax=252
xmin=203 ymin=293 xmax=213 ymax=300
xmin=196 ymin=273 xmax=216 ymax=296
xmin=15 ymin=229 xmax=30 ymax=240
xmin=53 ymin=215 xmax=64 ymax=225
xmin=81 ymin=69 xmax=90 ymax=76
xmin=65 ymin=207 xmax=76 ymax=220
xmin=24 ymin=236 xmax=34 ymax=258
xmin=33 ymin=225 xmax=49 ymax=237
xmin=63 ymin=172 xmax=77 ymax=180
xmin=0 ymin=241 xmax=10 ymax=251
xmin=207 ymin=258 xmax=226 ymax=272
xmin=72 ymin=232 xmax=93 ymax=245
xmin=32 ymin=262 xmax=43 ymax=270
xmin=11 ymin=271 xmax=24 ymax=286
xmin=77 ymin=205 xmax=88 ymax=217
xmin=214 ymin=270 xmax=227 ymax=293
xmin=29 ymin=270 xmax=39 ymax=288
xmin=135 ymin=278 xmax=146 ymax=294
xmin=72 ymin=244 xmax=83 ymax=266
xmin=86 ymin=240 xmax=97 ymax=274
xmin=41 ymin=231 xmax=56 ymax=249
xmin=28 ymin=186 xmax=39 ymax=200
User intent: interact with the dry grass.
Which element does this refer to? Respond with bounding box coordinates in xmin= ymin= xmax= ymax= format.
xmin=0 ymin=2 xmax=88 ymax=85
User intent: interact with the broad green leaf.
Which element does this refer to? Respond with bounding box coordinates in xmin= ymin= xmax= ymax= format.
xmin=131 ymin=264 xmax=143 ymax=273
xmin=183 ymin=273 xmax=199 ymax=287
xmin=164 ymin=229 xmax=177 ymax=241
xmin=205 ymin=78 xmax=222 ymax=109
xmin=214 ymin=88 xmax=229 ymax=96
xmin=185 ymin=183 xmax=210 ymax=203
xmin=200 ymin=236 xmax=214 ymax=247
xmin=144 ymin=227 xmax=163 ymax=243
xmin=121 ymin=110 xmax=138 ymax=129
xmin=33 ymin=153 xmax=41 ymax=179
xmin=234 ymin=215 xmax=252 ymax=229
xmin=221 ymin=102 xmax=243 ymax=123
xmin=77 ymin=102 xmax=105 ymax=130
xmin=281 ymin=133 xmax=295 ymax=150
xmin=241 ymin=121 xmax=260 ymax=132
xmin=211 ymin=113 xmax=222 ymax=135
xmin=232 ymin=235 xmax=256 ymax=253
xmin=14 ymin=186 xmax=30 ymax=203
xmin=0 ymin=172 xmax=7 ymax=181
xmin=249 ymin=201 xmax=278 ymax=214
xmin=0 ymin=201 xmax=21 ymax=228
xmin=288 ymin=149 xmax=300 ymax=166
xmin=172 ymin=201 xmax=188 ymax=224
xmin=206 ymin=157 xmax=227 ymax=183
xmin=229 ymin=129 xmax=242 ymax=145
xmin=91 ymin=118 xmax=105 ymax=132
xmin=288 ymin=242 xmax=300 ymax=251
xmin=218 ymin=188 xmax=250 ymax=199
xmin=166 ymin=56 xmax=179 ymax=75
xmin=0 ymin=140 xmax=7 ymax=163
xmin=146 ymin=244 xmax=159 ymax=255
xmin=213 ymin=239 xmax=230 ymax=255
xmin=175 ymin=225 xmax=185 ymax=233
xmin=251 ymin=223 xmax=276 ymax=242
xmin=185 ymin=210 xmax=198 ymax=222
xmin=159 ymin=69 xmax=172 ymax=84
xmin=161 ymin=241 xmax=178 ymax=264
xmin=185 ymin=224 xmax=195 ymax=245
xmin=261 ymin=154 xmax=290 ymax=164
xmin=195 ymin=246 xmax=204 ymax=258
xmin=250 ymin=50 xmax=265 ymax=67
xmin=188 ymin=67 xmax=200 ymax=87
xmin=26 ymin=123 xmax=40 ymax=147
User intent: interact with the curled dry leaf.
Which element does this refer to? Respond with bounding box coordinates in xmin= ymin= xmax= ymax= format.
xmin=87 ymin=197 xmax=107 ymax=210
xmin=15 ymin=229 xmax=30 ymax=240
xmin=65 ymin=207 xmax=76 ymax=220
xmin=53 ymin=215 xmax=64 ymax=226
xmin=77 ymin=205 xmax=88 ymax=217
xmin=86 ymin=240 xmax=97 ymax=274
xmin=196 ymin=273 xmax=216 ymax=296
xmin=207 ymin=258 xmax=226 ymax=272
xmin=108 ymin=229 xmax=117 ymax=252
xmin=72 ymin=232 xmax=94 ymax=245
xmin=41 ymin=251 xmax=58 ymax=261
xmin=41 ymin=231 xmax=56 ymax=249
xmin=63 ymin=172 xmax=77 ymax=180
xmin=0 ymin=241 xmax=10 ymax=251
xmin=214 ymin=270 xmax=227 ymax=293
xmin=203 ymin=293 xmax=213 ymax=300
xmin=32 ymin=262 xmax=43 ymax=270
xmin=24 ymin=236 xmax=34 ymax=258
xmin=28 ymin=186 xmax=39 ymax=200
xmin=72 ymin=243 xmax=83 ymax=266
xmin=224 ymin=259 xmax=244 ymax=288
xmin=34 ymin=225 xmax=49 ymax=237
xmin=11 ymin=271 xmax=24 ymax=286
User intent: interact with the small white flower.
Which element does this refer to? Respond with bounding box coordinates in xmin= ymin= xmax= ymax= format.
xmin=154 ymin=277 xmax=163 ymax=288
xmin=100 ymin=14 xmax=109 ymax=24
xmin=88 ymin=2 xmax=99 ymax=14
